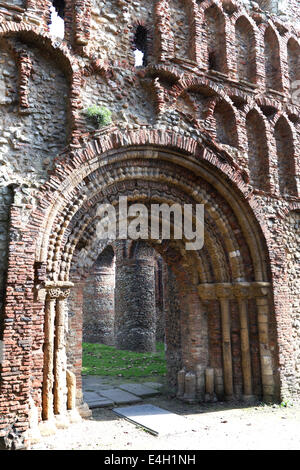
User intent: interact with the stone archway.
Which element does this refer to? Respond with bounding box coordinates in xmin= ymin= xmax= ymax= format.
xmin=34 ymin=141 xmax=277 ymax=430
xmin=0 ymin=131 xmax=281 ymax=445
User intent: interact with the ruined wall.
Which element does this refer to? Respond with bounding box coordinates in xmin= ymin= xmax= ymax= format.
xmin=0 ymin=41 xmax=68 ymax=180
xmin=243 ymin=1 xmax=300 ymax=25
xmin=283 ymin=212 xmax=300 ymax=398
xmin=0 ymin=0 xmax=298 ymax=186
xmin=0 ymin=35 xmax=69 ymax=325
xmin=0 ymin=0 xmax=299 ymax=448
xmin=88 ymin=0 xmax=155 ymax=64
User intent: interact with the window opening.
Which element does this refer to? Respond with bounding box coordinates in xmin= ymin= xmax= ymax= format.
xmin=49 ymin=1 xmax=65 ymax=39
xmin=134 ymin=25 xmax=148 ymax=67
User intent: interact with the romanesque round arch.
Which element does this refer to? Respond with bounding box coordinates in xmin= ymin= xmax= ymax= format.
xmin=0 ymin=0 xmax=298 ymax=452
xmin=21 ymin=130 xmax=279 ymax=431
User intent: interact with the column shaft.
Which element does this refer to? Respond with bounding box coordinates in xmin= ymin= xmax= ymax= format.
xmin=115 ymin=258 xmax=156 ymax=352
xmin=54 ymin=297 xmax=67 ymax=416
xmin=256 ymin=296 xmax=275 ymax=401
xmin=42 ymin=297 xmax=56 ymax=421
xmin=237 ymin=297 xmax=253 ymax=398
xmin=220 ymin=297 xmax=234 ymax=399
xmin=84 ymin=266 xmax=115 ymax=345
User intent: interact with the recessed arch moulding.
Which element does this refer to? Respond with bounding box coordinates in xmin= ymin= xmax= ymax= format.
xmin=0 ymin=129 xmax=286 ymax=448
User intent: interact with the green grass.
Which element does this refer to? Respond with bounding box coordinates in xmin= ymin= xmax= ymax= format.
xmin=82 ymin=342 xmax=167 ymax=378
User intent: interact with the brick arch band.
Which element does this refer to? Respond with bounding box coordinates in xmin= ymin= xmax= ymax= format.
xmin=1 ymin=131 xmax=278 ymax=442
xmin=26 ymin=132 xmax=278 ymax=428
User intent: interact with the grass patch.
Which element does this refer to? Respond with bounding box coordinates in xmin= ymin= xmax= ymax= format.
xmin=82 ymin=342 xmax=167 ymax=378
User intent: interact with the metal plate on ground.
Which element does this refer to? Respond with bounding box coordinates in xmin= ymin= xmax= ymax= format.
xmin=112 ymin=404 xmax=192 ymax=436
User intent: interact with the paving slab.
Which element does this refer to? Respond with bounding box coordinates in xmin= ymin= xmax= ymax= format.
xmin=99 ymin=388 xmax=142 ymax=405
xmin=112 ymin=404 xmax=193 ymax=436
xmin=83 ymin=391 xmax=114 ymax=408
xmin=83 ymin=376 xmax=111 ymax=386
xmin=83 ymin=391 xmax=102 ymax=401
xmin=118 ymin=383 xmax=160 ymax=397
xmin=83 ymin=384 xmax=112 ymax=392
xmin=88 ymin=398 xmax=114 ymax=409
xmin=143 ymin=382 xmax=164 ymax=390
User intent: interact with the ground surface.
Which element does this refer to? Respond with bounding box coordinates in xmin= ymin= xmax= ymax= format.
xmin=30 ymin=377 xmax=300 ymax=451
xmin=82 ymin=342 xmax=166 ymax=378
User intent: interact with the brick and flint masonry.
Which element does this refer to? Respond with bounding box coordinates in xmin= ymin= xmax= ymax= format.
xmin=0 ymin=0 xmax=299 ymax=449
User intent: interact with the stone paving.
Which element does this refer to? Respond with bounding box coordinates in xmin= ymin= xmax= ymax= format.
xmin=82 ymin=375 xmax=163 ymax=409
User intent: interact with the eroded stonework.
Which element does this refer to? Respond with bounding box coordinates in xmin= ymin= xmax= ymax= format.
xmin=0 ymin=0 xmax=299 ymax=449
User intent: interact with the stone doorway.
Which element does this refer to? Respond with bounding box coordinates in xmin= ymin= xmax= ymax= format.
xmin=2 ymin=141 xmax=278 ymax=443
xmin=66 ymin=236 xmax=204 ymax=413
xmin=67 ymin=240 xmax=171 ymax=411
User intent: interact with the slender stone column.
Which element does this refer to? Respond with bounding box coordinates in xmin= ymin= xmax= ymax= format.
xmin=42 ymin=283 xmax=73 ymax=423
xmin=66 ymin=277 xmax=84 ymax=395
xmin=53 ymin=288 xmax=70 ymax=416
xmin=252 ymin=283 xmax=275 ymax=402
xmin=234 ymin=283 xmax=254 ymax=401
xmin=114 ymin=243 xmax=156 ymax=352
xmin=42 ymin=292 xmax=57 ymax=421
xmin=198 ymin=281 xmax=274 ymax=402
xmin=198 ymin=283 xmax=233 ymax=400
xmin=216 ymin=284 xmax=234 ymax=400
xmin=66 ymin=370 xmax=76 ymax=411
xmin=164 ymin=264 xmax=182 ymax=389
xmin=205 ymin=368 xmax=215 ymax=401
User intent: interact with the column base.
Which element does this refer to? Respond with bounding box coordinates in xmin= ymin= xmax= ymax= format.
xmin=68 ymin=409 xmax=82 ymax=424
xmin=39 ymin=419 xmax=57 ymax=437
xmin=204 ymin=393 xmax=218 ymax=403
xmin=77 ymin=401 xmax=93 ymax=418
xmin=55 ymin=413 xmax=70 ymax=429
xmin=242 ymin=394 xmax=257 ymax=403
xmin=224 ymin=394 xmax=234 ymax=402
xmin=182 ymin=396 xmax=198 ymax=404
xmin=26 ymin=424 xmax=42 ymax=445
xmin=263 ymin=395 xmax=275 ymax=404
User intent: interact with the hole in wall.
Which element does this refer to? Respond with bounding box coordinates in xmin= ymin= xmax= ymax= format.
xmin=208 ymin=51 xmax=217 ymax=71
xmin=52 ymin=0 xmax=65 ymax=18
xmin=134 ymin=25 xmax=148 ymax=67
xmin=49 ymin=1 xmax=65 ymax=39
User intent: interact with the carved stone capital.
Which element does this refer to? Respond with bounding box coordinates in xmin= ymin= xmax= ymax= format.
xmin=46 ymin=287 xmax=71 ymax=300
xmin=198 ymin=283 xmax=234 ymax=300
xmin=233 ymin=282 xmax=251 ymax=299
xmin=197 ymin=283 xmax=216 ymax=300
xmin=44 ymin=282 xmax=73 ymax=301
xmin=198 ymin=282 xmax=271 ymax=301
xmin=215 ymin=283 xmax=233 ymax=299
xmin=250 ymin=282 xmax=270 ymax=298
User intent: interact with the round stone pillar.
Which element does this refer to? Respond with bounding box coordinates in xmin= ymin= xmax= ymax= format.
xmin=83 ymin=246 xmax=115 ymax=345
xmin=155 ymin=256 xmax=165 ymax=342
xmin=114 ymin=242 xmax=156 ymax=352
